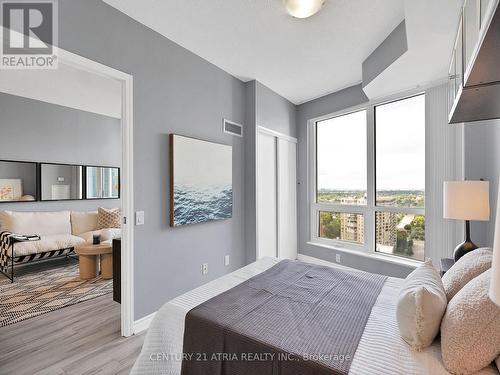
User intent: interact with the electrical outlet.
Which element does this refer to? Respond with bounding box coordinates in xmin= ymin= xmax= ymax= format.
xmin=224 ymin=255 xmax=230 ymax=266
xmin=135 ymin=211 xmax=145 ymax=226
xmin=202 ymin=263 xmax=208 ymax=275
xmin=335 ymin=254 xmax=341 ymax=263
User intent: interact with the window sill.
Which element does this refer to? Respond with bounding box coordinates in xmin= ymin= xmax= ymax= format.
xmin=306 ymin=240 xmax=422 ymax=269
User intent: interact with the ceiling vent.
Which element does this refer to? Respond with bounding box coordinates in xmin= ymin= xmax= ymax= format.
xmin=223 ymin=119 xmax=243 ymax=137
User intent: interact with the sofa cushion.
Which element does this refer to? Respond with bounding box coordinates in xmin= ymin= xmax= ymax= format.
xmin=8 ymin=234 xmax=85 ymax=257
xmin=0 ymin=211 xmax=72 ymax=236
xmin=71 ymin=211 xmax=98 ymax=235
xmin=77 ymin=228 xmax=121 ymax=243
xmin=97 ymin=207 xmax=121 ymax=229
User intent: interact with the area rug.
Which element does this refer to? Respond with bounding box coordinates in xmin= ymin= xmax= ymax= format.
xmin=0 ymin=259 xmax=112 ymax=327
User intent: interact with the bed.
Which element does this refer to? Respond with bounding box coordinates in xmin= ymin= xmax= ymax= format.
xmin=131 ymin=257 xmax=499 ymax=375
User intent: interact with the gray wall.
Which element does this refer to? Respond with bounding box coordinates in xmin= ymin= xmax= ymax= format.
xmin=296 ymin=84 xmax=415 ymax=278
xmin=244 ymin=80 xmax=297 ymax=264
xmin=0 ymin=92 xmax=121 ymax=212
xmin=464 ymin=119 xmax=500 ymax=248
xmin=58 ymin=0 xmax=247 ymax=319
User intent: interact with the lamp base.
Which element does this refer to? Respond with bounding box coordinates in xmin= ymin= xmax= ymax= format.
xmin=453 ymin=240 xmax=478 ymax=262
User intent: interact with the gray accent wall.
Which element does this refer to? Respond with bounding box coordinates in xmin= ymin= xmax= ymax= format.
xmin=58 ymin=0 xmax=248 ymax=319
xmin=0 ymin=92 xmax=121 ymax=213
xmin=464 ymin=119 xmax=500 ymax=248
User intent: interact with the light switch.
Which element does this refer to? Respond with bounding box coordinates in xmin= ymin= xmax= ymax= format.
xmin=135 ymin=211 xmax=145 ymax=226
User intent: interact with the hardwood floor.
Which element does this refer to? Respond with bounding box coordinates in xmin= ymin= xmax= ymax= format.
xmin=0 ymin=294 xmax=144 ymax=375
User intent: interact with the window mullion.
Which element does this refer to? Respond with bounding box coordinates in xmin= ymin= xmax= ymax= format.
xmin=366 ymin=106 xmax=375 ymax=254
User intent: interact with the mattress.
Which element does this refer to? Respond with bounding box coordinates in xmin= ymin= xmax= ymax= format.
xmin=131 ymin=257 xmax=499 ymax=375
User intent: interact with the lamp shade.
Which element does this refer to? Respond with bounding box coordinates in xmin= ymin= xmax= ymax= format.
xmin=443 ymin=181 xmax=490 ymax=221
xmin=490 ymin=177 xmax=500 ymax=306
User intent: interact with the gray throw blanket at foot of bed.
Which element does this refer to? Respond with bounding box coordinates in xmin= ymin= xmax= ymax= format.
xmin=181 ymin=260 xmax=387 ymax=375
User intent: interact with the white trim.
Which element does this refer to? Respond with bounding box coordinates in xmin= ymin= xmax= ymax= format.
xmin=133 ymin=311 xmax=156 ymax=334
xmin=57 ymin=49 xmax=135 ymax=337
xmin=257 ymin=126 xmax=298 ymax=144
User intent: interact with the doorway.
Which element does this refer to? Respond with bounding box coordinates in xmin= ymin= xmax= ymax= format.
xmin=0 ymin=49 xmax=134 ymax=337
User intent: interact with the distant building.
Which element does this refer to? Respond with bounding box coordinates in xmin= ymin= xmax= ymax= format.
xmin=375 ymin=197 xmax=397 ymax=247
xmin=340 ymin=213 xmax=364 ymax=243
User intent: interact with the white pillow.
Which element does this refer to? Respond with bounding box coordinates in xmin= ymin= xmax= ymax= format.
xmin=71 ymin=211 xmax=98 ymax=235
xmin=396 ymin=260 xmax=447 ymax=351
xmin=496 ymin=357 xmax=499 ymax=371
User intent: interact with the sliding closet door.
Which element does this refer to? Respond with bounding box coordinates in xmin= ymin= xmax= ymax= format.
xmin=257 ymin=132 xmax=277 ymax=259
xmin=277 ymin=138 xmax=297 ymax=260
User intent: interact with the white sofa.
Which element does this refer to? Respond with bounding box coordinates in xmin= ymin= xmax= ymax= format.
xmin=0 ymin=210 xmax=121 ymax=281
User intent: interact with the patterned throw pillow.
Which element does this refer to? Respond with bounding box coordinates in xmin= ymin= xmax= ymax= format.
xmin=97 ymin=207 xmax=121 ymax=229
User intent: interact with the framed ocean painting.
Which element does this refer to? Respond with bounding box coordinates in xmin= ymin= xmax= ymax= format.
xmin=169 ymin=134 xmax=233 ymax=227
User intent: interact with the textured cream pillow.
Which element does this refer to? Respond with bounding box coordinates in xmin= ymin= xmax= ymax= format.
xmin=441 ymin=270 xmax=500 ymax=375
xmin=97 ymin=207 xmax=121 ymax=229
xmin=496 ymin=357 xmax=499 ymax=371
xmin=396 ymin=260 xmax=447 ymax=351
xmin=442 ymin=248 xmax=493 ymax=301
xmin=71 ymin=211 xmax=98 ymax=235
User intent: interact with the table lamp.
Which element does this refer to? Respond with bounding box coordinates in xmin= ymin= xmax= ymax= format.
xmin=490 ymin=177 xmax=500 ymax=306
xmin=444 ymin=181 xmax=490 ymax=261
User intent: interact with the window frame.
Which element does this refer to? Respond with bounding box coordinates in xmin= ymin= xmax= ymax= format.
xmin=309 ymin=93 xmax=426 ymax=262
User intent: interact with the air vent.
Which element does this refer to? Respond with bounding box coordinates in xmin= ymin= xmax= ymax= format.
xmin=223 ymin=119 xmax=243 ymax=137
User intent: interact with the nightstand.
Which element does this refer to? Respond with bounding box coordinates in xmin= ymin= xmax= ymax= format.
xmin=440 ymin=258 xmax=455 ymax=277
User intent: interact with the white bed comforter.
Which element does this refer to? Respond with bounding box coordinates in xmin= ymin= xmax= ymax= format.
xmin=131 ymin=257 xmax=499 ymax=375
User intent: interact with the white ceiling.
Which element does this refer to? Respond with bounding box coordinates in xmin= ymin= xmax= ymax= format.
xmin=103 ymin=0 xmax=462 ymax=104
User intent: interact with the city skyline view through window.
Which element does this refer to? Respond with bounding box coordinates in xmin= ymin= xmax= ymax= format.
xmin=316 ymin=94 xmax=425 ymax=261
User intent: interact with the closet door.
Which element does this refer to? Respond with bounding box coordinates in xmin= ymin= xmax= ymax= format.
xmin=257 ymin=132 xmax=277 ymax=259
xmin=277 ymin=138 xmax=297 ymax=259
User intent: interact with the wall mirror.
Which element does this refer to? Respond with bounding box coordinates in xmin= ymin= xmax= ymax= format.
xmin=86 ymin=166 xmax=120 ymax=199
xmin=40 ymin=163 xmax=83 ymax=201
xmin=0 ymin=160 xmax=38 ymax=203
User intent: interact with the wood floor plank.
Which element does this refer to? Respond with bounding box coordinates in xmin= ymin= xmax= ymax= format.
xmin=0 ymin=294 xmax=144 ymax=375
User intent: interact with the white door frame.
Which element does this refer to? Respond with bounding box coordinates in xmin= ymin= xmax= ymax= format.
xmin=58 ymin=49 xmax=135 ymax=337
xmin=255 ymin=126 xmax=297 ymax=261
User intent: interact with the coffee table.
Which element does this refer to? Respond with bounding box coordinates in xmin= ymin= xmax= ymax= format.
xmin=74 ymin=243 xmax=113 ymax=280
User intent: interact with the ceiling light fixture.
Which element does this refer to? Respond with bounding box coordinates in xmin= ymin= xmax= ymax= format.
xmin=283 ymin=0 xmax=325 ymax=19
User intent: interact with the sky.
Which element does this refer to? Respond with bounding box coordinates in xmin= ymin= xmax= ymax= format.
xmin=173 ymin=135 xmax=232 ymax=188
xmin=317 ymin=94 xmax=425 ymax=191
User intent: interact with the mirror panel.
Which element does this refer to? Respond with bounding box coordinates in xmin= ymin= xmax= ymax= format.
xmin=40 ymin=163 xmax=83 ymax=201
xmin=86 ymin=166 xmax=120 ymax=199
xmin=0 ymin=160 xmax=38 ymax=202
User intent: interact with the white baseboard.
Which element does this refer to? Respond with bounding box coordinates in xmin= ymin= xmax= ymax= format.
xmin=297 ymin=253 xmax=351 ymax=270
xmin=133 ymin=311 xmax=156 ymax=334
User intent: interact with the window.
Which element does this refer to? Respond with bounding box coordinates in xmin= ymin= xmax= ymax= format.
xmin=311 ymin=94 xmax=425 ymax=261
xmin=317 ymin=110 xmax=367 ymax=205
xmin=375 ymin=95 xmax=425 ymax=261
